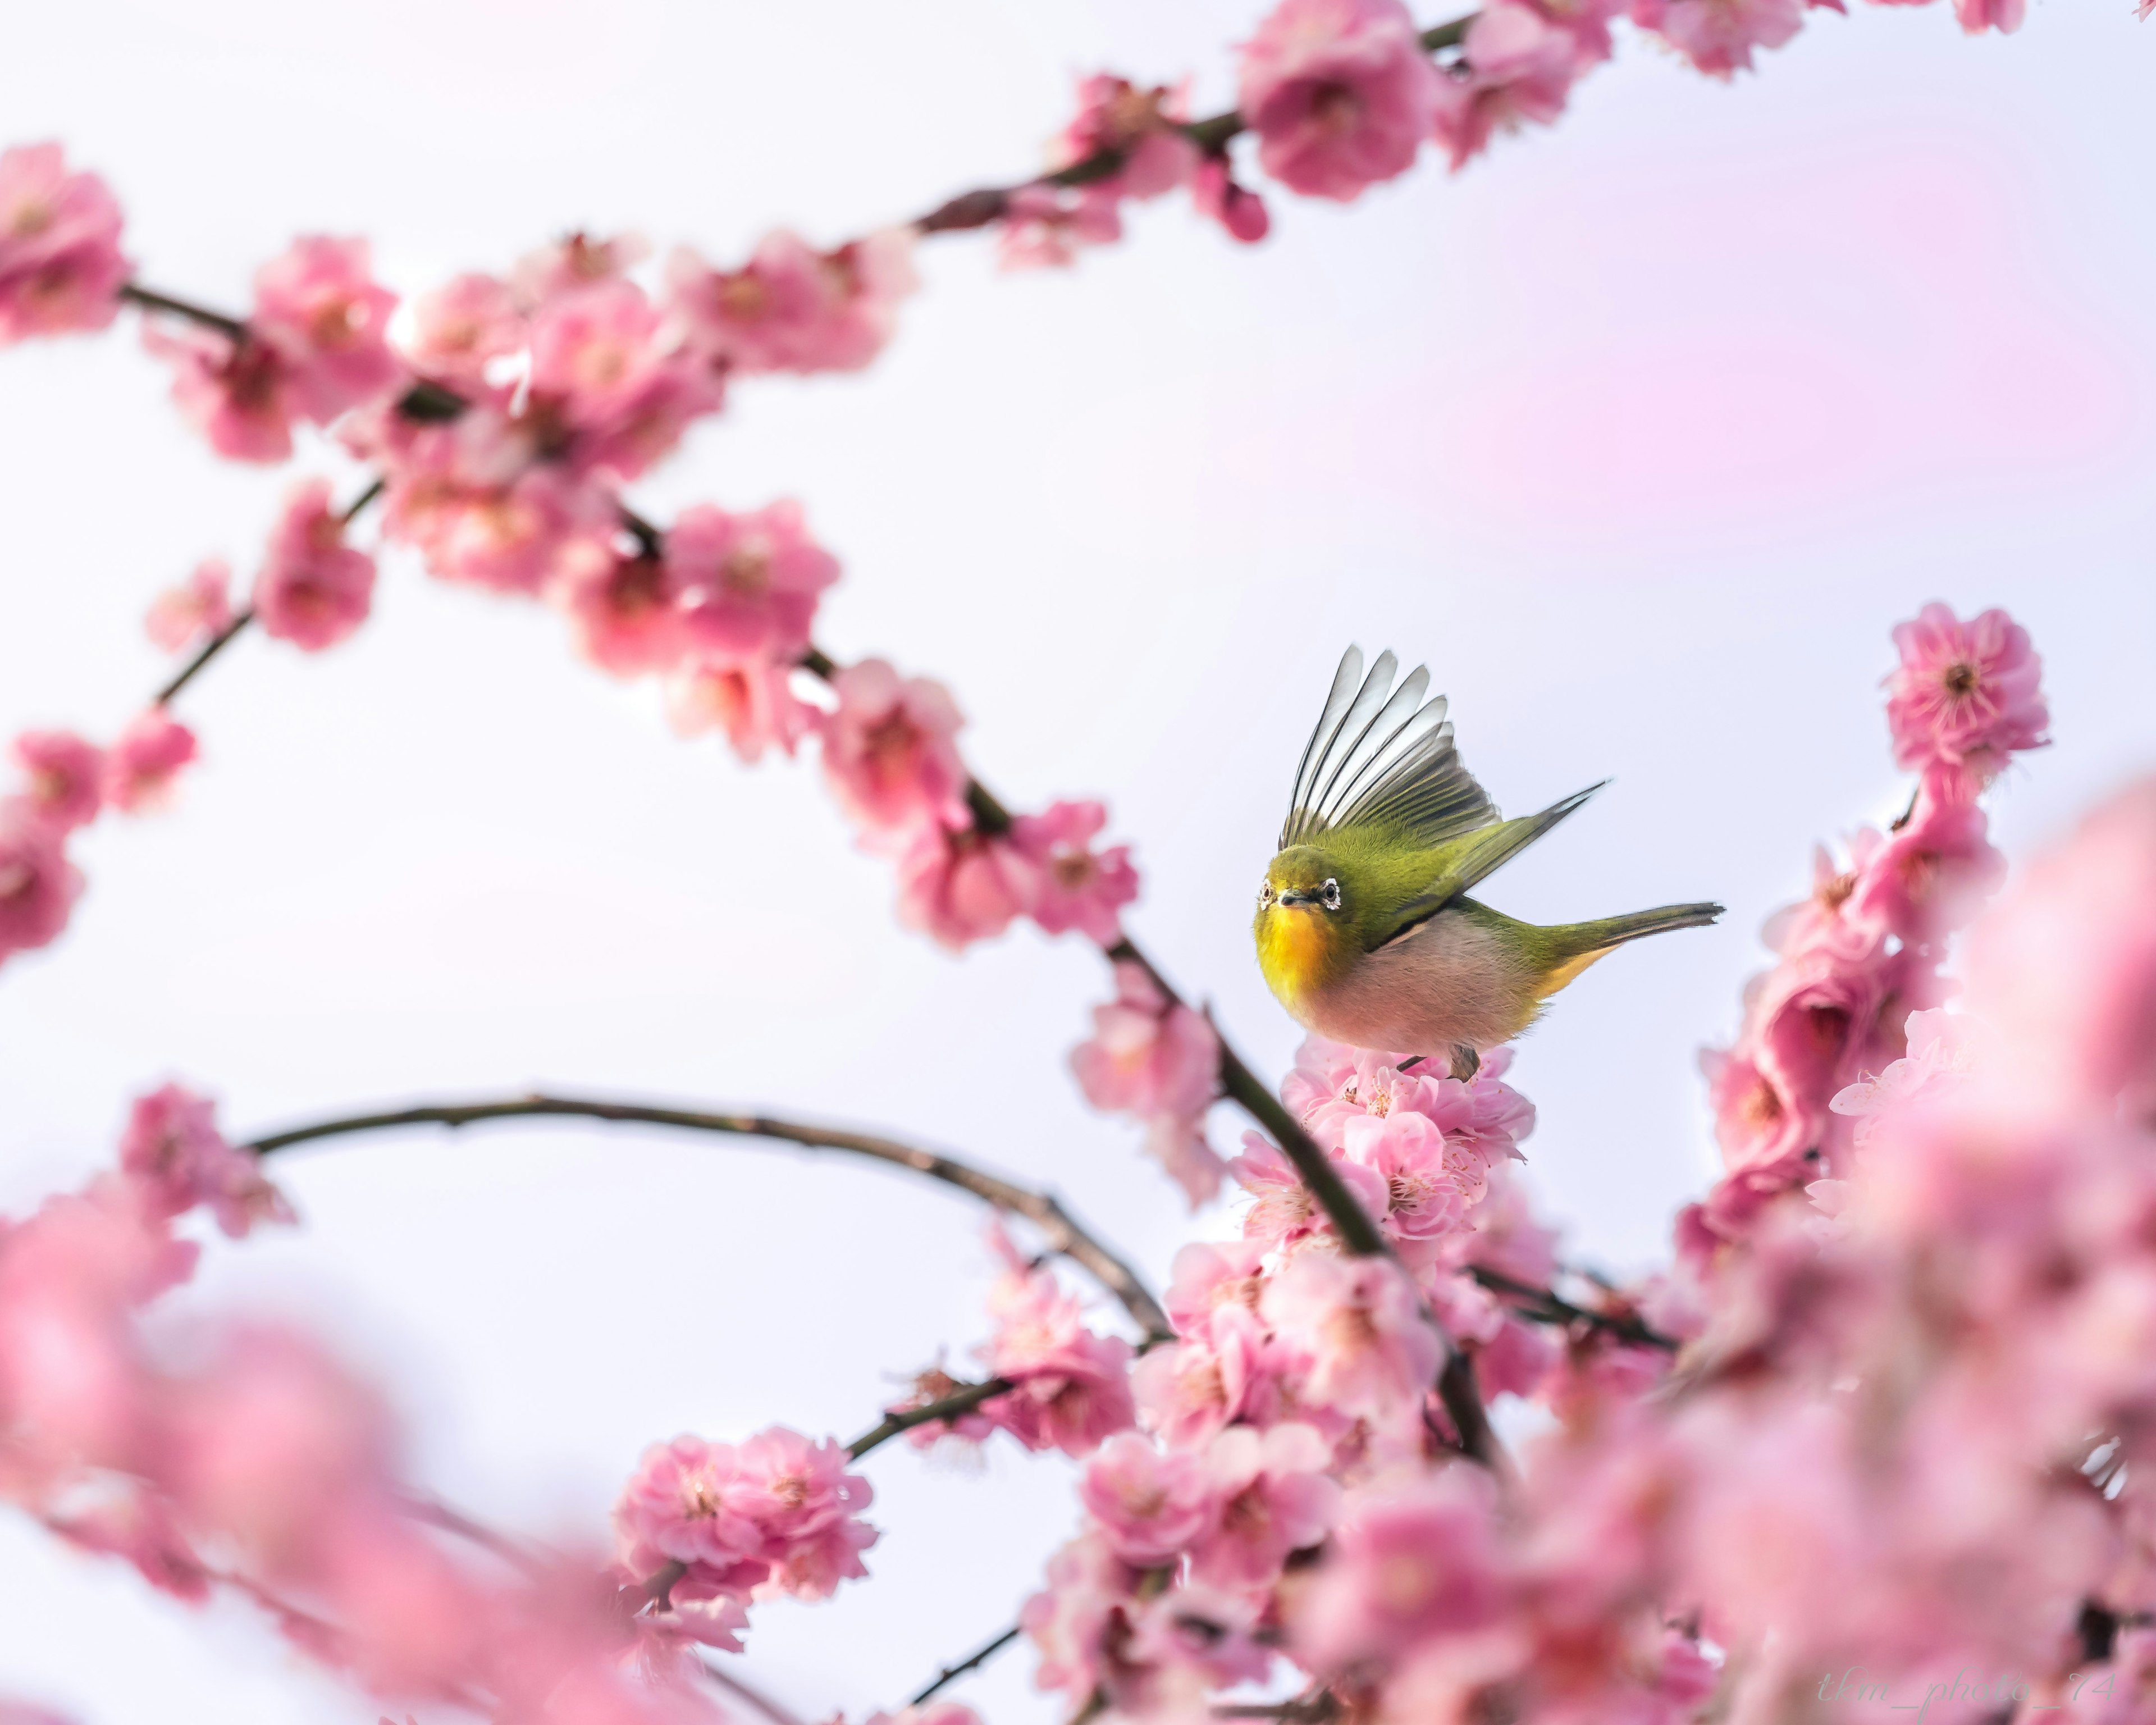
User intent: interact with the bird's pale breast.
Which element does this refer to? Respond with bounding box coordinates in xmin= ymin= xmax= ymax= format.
xmin=1299 ymin=906 xmax=1540 ymax=1057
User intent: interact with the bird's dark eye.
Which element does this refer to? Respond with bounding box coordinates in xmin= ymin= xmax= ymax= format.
xmin=1320 ymin=878 xmax=1342 ymax=911
xmin=1258 ymin=879 xmax=1274 ymax=907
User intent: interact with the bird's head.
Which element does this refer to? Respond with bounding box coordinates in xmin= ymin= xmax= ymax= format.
xmin=1253 ymin=843 xmax=1363 ymax=1002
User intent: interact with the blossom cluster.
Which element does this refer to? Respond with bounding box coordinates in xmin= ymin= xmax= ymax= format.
xmin=0 ymin=1087 xmax=733 ymax=1724
xmin=1693 ymin=601 xmax=2048 ymax=1243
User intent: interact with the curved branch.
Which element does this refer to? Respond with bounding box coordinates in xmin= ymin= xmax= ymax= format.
xmin=847 ymin=1376 xmax=1015 ymax=1461
xmin=244 ymin=1093 xmax=1172 ymax=1343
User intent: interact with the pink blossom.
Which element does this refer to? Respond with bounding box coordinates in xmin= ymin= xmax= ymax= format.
xmin=668 ymin=500 xmax=839 ymax=663
xmin=1010 ymin=801 xmax=1139 ymax=944
xmin=864 ymin=1708 xmax=984 ymax=1725
xmin=1828 ymin=1007 xmax=1979 ymax=1154
xmin=551 ymin=537 xmax=691 ymax=678
xmin=1639 ymin=0 xmax=1806 ymax=77
xmin=1848 ymin=791 xmax=2004 ymax=954
xmin=1072 ymin=961 xmax=1225 ymax=1202
xmin=1761 ymin=833 xmax=1886 ymax=962
xmin=1339 ymin=1108 xmax=1475 ymax=1252
xmin=893 ymin=822 xmax=1040 ymax=952
xmin=1702 ymin=1043 xmax=1816 ymax=1181
xmin=1237 ymin=0 xmax=1445 ymax=201
xmin=161 ymin=1326 xmax=397 ymax=1575
xmin=1071 ymin=961 xmax=1219 ymax=1127
xmin=511 ymin=231 xmax=650 ymax=309
xmin=1051 ymin=77 xmax=1200 ymax=200
xmin=666 ymin=229 xmax=916 ymax=376
xmin=143 ymin=322 xmax=296 ymax=463
xmin=1293 ymin=1467 xmax=1509 ymax=1672
xmin=377 ymin=417 xmax=604 ymax=595
xmin=1021 ymin=1531 xmax=1143 ymax=1708
xmin=1190 ymin=1421 xmax=1341 ymax=1588
xmin=1967 ymin=776 xmax=2156 ymax=1114
xmin=403 ymin=272 xmax=525 ymax=394
xmin=1131 ymin=1309 xmax=1281 ymax=1448
xmin=817 ymin=659 xmax=970 ymax=837
xmin=10 ymin=731 xmax=103 ymax=832
xmin=0 ymin=814 xmax=83 ymax=959
xmin=0 ymin=143 xmax=128 ymax=343
xmin=997 ymin=185 xmax=1124 ymax=271
xmin=723 ymin=1426 xmax=878 ymax=1600
xmin=250 ymin=236 xmax=401 ymax=423
xmin=982 ymin=1264 xmax=1136 ymax=1457
xmin=1190 ymin=157 xmax=1273 ymax=243
xmin=1163 ymin=1240 xmax=1270 ymax=1341
xmin=1953 ymin=0 xmax=2023 ymax=28
xmin=1261 ymin=1251 xmax=1441 ymax=1419
xmin=117 ymin=1084 xmax=293 ymax=1239
xmin=613 ymin=1435 xmax=769 ymax=1585
xmin=1429 ymin=3 xmax=1579 ymax=171
xmin=1079 ymin=1432 xmax=1216 ymax=1566
xmin=1228 ymin=1131 xmax=1388 ymax=1246
xmin=253 ymin=478 xmax=376 ymax=651
xmin=664 ymin=655 xmax=815 ymax=764
xmin=145 ymin=559 xmax=234 ymax=654
xmin=526 ymin=281 xmax=721 ymax=481
xmin=1885 ymin=602 xmax=2049 ymax=792
xmin=102 ymin=710 xmax=197 ymax=814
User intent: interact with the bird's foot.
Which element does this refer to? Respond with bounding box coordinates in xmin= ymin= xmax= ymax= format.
xmin=1447 ymin=1044 xmax=1481 ymax=1083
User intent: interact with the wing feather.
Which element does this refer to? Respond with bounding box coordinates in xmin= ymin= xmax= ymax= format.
xmin=1279 ymin=646 xmax=1501 ymax=849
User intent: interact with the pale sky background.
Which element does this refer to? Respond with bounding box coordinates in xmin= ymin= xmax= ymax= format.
xmin=1 ymin=2 xmax=2152 ymax=1721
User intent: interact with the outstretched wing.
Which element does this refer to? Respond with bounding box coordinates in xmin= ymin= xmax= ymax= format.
xmin=1372 ymin=782 xmax=1609 ymax=948
xmin=1280 ymin=646 xmax=1500 ymax=850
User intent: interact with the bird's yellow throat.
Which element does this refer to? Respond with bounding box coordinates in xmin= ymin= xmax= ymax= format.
xmin=1255 ymin=906 xmax=1346 ymax=1008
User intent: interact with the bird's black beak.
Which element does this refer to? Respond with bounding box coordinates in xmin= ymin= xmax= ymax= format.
xmin=1277 ymin=888 xmax=1316 ymax=907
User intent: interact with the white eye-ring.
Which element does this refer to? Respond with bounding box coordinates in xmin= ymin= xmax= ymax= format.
xmin=1258 ymin=879 xmax=1275 ymax=907
xmin=1320 ymin=878 xmax=1342 ymax=911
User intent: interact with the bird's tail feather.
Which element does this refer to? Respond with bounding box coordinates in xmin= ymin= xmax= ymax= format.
xmin=1535 ymin=902 xmax=1724 ymax=997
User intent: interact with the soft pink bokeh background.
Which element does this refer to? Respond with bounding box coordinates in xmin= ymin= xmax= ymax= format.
xmin=0 ymin=3 xmax=2150 ymax=1722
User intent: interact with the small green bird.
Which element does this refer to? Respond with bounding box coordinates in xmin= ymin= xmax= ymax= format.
xmin=1254 ymin=646 xmax=1722 ymax=1079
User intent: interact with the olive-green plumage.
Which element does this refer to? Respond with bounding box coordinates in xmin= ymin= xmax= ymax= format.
xmin=1253 ymin=647 xmax=1721 ymax=1075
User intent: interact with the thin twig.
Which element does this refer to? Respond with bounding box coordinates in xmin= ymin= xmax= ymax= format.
xmin=847 ymin=1376 xmax=1016 ymax=1460
xmin=1469 ymin=1266 xmax=1678 ymax=1352
xmin=911 ymin=1624 xmax=1024 ymax=1706
xmin=244 ymin=1093 xmax=1172 ymax=1343
xmin=155 ymin=608 xmax=254 ymax=706
xmin=117 ymin=281 xmax=249 ymax=342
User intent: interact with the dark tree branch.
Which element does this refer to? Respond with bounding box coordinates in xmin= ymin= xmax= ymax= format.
xmin=244 ymin=1093 xmax=1172 ymax=1343
xmin=154 ymin=608 xmax=254 ymax=707
xmin=118 ymin=281 xmax=249 ymax=342
xmin=1469 ymin=1266 xmax=1679 ymax=1352
xmin=911 ymin=1623 xmax=1024 ymax=1706
xmin=847 ymin=1376 xmax=1015 ymax=1460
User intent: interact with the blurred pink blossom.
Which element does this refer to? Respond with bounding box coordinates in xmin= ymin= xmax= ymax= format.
xmin=1011 ymin=800 xmax=1138 ymax=944
xmin=401 ymin=271 xmax=524 ymax=394
xmin=1237 ymin=0 xmax=1444 ymax=200
xmin=145 ymin=559 xmax=234 ymax=654
xmin=664 ymin=655 xmax=815 ymax=764
xmin=0 ymin=814 xmax=83 ymax=959
xmin=1190 ymin=1421 xmax=1340 ymax=1588
xmin=9 ymin=731 xmax=103 ymax=832
xmin=250 ymin=236 xmax=401 ymax=425
xmin=1634 ymin=0 xmax=1805 ymax=77
xmin=117 ymin=1084 xmax=293 ymax=1239
xmin=102 ymin=710 xmax=197 ymax=814
xmin=1050 ymin=77 xmax=1200 ymax=200
xmin=666 ymin=229 xmax=915 ymax=375
xmin=981 ymin=1260 xmax=1136 ymax=1457
xmin=1429 ymin=3 xmax=1579 ymax=171
xmin=669 ymin=500 xmax=838 ymax=663
xmin=1071 ymin=960 xmax=1223 ymax=1203
xmin=0 ymin=142 xmax=128 ymax=344
xmin=893 ymin=823 xmax=1039 ymax=951
xmin=253 ymin=479 xmax=376 ymax=651
xmin=724 ymin=1426 xmax=878 ymax=1601
xmin=818 ymin=659 xmax=970 ymax=838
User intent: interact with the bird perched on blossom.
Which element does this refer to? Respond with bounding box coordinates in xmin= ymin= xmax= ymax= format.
xmin=1254 ymin=647 xmax=1721 ymax=1079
